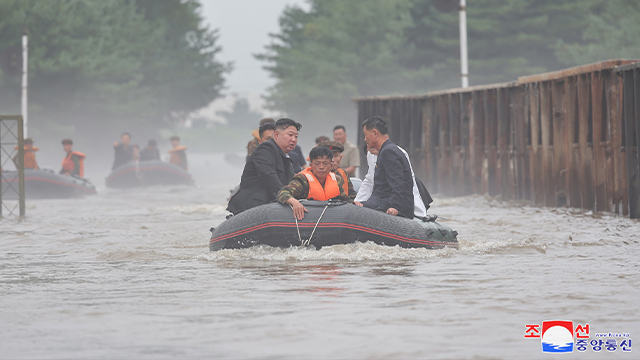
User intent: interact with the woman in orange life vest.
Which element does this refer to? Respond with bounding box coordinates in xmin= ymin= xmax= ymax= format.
xmin=60 ymin=138 xmax=86 ymax=178
xmin=168 ymin=135 xmax=188 ymax=170
xmin=277 ymin=147 xmax=352 ymax=220
xmin=13 ymin=137 xmax=39 ymax=170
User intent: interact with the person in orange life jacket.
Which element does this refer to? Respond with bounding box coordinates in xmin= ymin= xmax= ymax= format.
xmin=59 ymin=138 xmax=86 ymax=178
xmin=168 ymin=135 xmax=188 ymax=170
xmin=13 ymin=137 xmax=39 ymax=170
xmin=277 ymin=147 xmax=351 ymax=220
xmin=318 ymin=140 xmax=356 ymax=202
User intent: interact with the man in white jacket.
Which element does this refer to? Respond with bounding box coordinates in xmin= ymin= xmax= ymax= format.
xmin=355 ymin=144 xmax=428 ymax=218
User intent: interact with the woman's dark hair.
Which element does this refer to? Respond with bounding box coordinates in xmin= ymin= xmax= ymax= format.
xmin=309 ymin=146 xmax=334 ymax=162
xmin=275 ymin=118 xmax=302 ymax=132
xmin=259 ymin=122 xmax=276 ymax=138
xmin=362 ymin=115 xmax=388 ymax=134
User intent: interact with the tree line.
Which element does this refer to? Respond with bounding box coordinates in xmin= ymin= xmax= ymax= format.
xmin=258 ymin=0 xmax=640 ymax=129
xmin=0 ymin=0 xmax=229 ymax=141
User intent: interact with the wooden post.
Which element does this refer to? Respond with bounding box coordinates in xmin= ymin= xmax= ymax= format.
xmin=497 ymin=87 xmax=512 ymax=200
xmin=540 ymin=82 xmax=556 ymax=207
xmin=564 ymin=76 xmax=581 ymax=208
xmin=591 ymin=71 xmax=608 ymax=211
xmin=623 ymin=69 xmax=639 ymax=218
xmin=552 ymin=79 xmax=568 ymax=207
xmin=471 ymin=91 xmax=485 ymax=194
xmin=511 ymin=86 xmax=526 ymax=200
xmin=484 ymin=89 xmax=499 ymax=196
xmin=437 ymin=96 xmax=451 ymax=195
xmin=528 ymin=83 xmax=544 ymax=204
xmin=460 ymin=92 xmax=472 ymax=195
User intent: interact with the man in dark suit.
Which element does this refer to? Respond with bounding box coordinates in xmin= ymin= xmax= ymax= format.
xmin=227 ymin=118 xmax=302 ymax=214
xmin=356 ymin=116 xmax=414 ymax=218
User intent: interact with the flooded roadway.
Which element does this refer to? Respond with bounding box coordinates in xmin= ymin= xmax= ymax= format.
xmin=1 ymin=153 xmax=639 ymax=359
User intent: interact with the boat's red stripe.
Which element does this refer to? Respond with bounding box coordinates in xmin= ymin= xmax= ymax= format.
xmin=2 ymin=176 xmax=96 ymax=193
xmin=210 ymin=221 xmax=457 ymax=247
xmin=107 ymin=166 xmax=190 ymax=181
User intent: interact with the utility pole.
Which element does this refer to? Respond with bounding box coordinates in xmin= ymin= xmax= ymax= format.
xmin=459 ymin=0 xmax=469 ymax=88
xmin=22 ymin=33 xmax=28 ymax=138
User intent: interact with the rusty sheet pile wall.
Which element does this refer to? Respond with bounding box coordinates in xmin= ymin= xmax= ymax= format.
xmin=354 ymin=60 xmax=640 ymax=219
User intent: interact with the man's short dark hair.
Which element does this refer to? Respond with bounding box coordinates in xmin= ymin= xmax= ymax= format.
xmin=61 ymin=138 xmax=73 ymax=145
xmin=309 ymin=147 xmax=334 ymax=162
xmin=170 ymin=135 xmax=180 ymax=141
xmin=259 ymin=122 xmax=275 ymax=138
xmin=333 ymin=125 xmax=346 ymax=133
xmin=148 ymin=139 xmax=157 ymax=147
xmin=24 ymin=137 xmax=34 ymax=144
xmin=275 ymin=118 xmax=302 ymax=132
xmin=122 ymin=132 xmax=131 ymax=138
xmin=259 ymin=117 xmax=275 ymax=126
xmin=362 ymin=116 xmax=388 ymax=135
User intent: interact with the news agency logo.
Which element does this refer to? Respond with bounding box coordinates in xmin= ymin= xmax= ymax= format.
xmin=541 ymin=320 xmax=575 ymax=353
xmin=525 ymin=320 xmax=632 ymax=354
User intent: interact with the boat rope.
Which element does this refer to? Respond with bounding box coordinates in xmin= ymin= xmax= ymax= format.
xmin=292 ymin=202 xmax=330 ymax=246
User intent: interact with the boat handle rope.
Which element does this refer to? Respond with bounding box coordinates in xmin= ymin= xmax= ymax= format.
xmin=292 ymin=202 xmax=330 ymax=246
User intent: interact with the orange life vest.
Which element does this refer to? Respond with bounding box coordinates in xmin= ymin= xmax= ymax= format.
xmin=301 ymin=167 xmax=340 ymax=201
xmin=335 ymin=168 xmax=349 ymax=195
xmin=61 ymin=151 xmax=86 ymax=177
xmin=15 ymin=146 xmax=39 ymax=169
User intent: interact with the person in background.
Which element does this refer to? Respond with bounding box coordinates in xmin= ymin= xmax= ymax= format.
xmin=112 ymin=132 xmax=136 ymax=170
xmin=13 ymin=137 xmax=39 ymax=170
xmin=227 ymin=118 xmax=302 ymax=215
xmin=140 ymin=140 xmax=160 ymax=161
xmin=315 ymin=135 xmax=330 ymax=146
xmin=332 ymin=125 xmax=360 ymax=177
xmin=258 ymin=122 xmax=275 ymax=143
xmin=289 ymin=143 xmax=306 ymax=173
xmin=59 ymin=139 xmax=86 ymax=178
xmin=247 ymin=118 xmax=275 ymax=160
xmin=354 ymin=144 xmax=378 ymax=204
xmin=319 ymin=140 xmax=356 ymax=202
xmin=357 ymin=116 xmax=413 ymax=218
xmin=277 ymin=146 xmax=351 ymax=220
xmin=307 ymin=136 xmax=331 ymax=162
xmin=168 ymin=135 xmax=188 ymax=170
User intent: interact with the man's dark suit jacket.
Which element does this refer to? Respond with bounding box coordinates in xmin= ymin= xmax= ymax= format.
xmin=363 ymin=139 xmax=414 ymax=218
xmin=227 ymin=139 xmax=294 ymax=214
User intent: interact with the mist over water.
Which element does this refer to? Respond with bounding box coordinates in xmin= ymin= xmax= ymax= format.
xmin=1 ymin=153 xmax=639 ymax=359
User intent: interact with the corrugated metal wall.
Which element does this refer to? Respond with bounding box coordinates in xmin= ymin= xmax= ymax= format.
xmin=354 ymin=60 xmax=640 ymax=218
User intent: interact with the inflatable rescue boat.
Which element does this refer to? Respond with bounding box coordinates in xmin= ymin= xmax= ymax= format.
xmin=106 ymin=160 xmax=193 ymax=188
xmin=210 ymin=200 xmax=458 ymax=251
xmin=1 ymin=169 xmax=97 ymax=199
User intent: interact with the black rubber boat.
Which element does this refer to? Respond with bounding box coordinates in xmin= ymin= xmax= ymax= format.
xmin=106 ymin=160 xmax=193 ymax=188
xmin=1 ymin=169 xmax=97 ymax=199
xmin=210 ymin=200 xmax=458 ymax=251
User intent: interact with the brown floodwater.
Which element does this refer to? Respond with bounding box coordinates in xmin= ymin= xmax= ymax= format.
xmin=1 ymin=153 xmax=638 ymax=359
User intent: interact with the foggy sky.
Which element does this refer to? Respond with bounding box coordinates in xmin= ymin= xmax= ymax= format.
xmin=199 ymin=0 xmax=308 ymax=98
